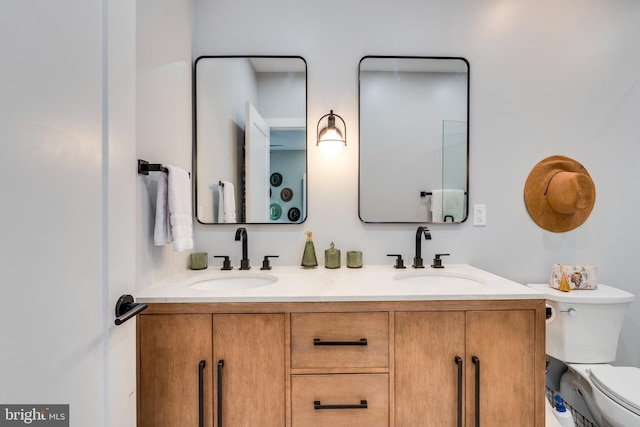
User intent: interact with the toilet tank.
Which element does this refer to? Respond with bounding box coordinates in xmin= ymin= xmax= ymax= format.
xmin=528 ymin=284 xmax=634 ymax=363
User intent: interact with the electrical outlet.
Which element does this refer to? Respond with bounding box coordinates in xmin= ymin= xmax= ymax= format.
xmin=473 ymin=204 xmax=486 ymax=226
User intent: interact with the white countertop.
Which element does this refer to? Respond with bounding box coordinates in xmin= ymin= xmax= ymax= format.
xmin=137 ymin=264 xmax=544 ymax=303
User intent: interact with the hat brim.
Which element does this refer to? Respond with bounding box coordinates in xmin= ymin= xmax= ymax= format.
xmin=524 ymin=155 xmax=596 ymax=232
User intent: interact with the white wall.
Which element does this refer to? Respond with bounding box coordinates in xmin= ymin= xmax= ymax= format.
xmin=257 ymin=71 xmax=306 ymax=119
xmin=192 ymin=0 xmax=640 ymax=367
xmin=195 ymin=59 xmax=257 ymax=223
xmin=0 ymin=0 xmax=137 ymax=425
xmin=136 ymin=0 xmax=194 ymax=289
xmin=360 ymin=71 xmax=467 ymax=222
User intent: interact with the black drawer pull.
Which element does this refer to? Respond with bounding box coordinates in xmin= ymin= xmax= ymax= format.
xmin=198 ymin=360 xmax=206 ymax=427
xmin=472 ymin=355 xmax=480 ymax=427
xmin=455 ymin=356 xmax=463 ymax=427
xmin=314 ymin=400 xmax=368 ymax=410
xmin=313 ymin=338 xmax=368 ymax=346
xmin=217 ymin=360 xmax=224 ymax=427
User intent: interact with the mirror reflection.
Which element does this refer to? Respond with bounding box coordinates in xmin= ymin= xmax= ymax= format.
xmin=359 ymin=56 xmax=469 ymax=223
xmin=195 ymin=56 xmax=307 ymax=224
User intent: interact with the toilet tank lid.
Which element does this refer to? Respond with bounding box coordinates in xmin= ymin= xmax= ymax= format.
xmin=527 ymin=284 xmax=635 ymax=304
xmin=589 ymin=366 xmax=640 ymax=416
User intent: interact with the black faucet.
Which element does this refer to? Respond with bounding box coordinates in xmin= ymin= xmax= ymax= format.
xmin=234 ymin=227 xmax=250 ymax=270
xmin=412 ymin=226 xmax=432 ymax=268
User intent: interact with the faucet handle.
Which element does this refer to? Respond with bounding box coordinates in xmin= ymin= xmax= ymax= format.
xmin=387 ymin=254 xmax=406 ymax=269
xmin=260 ymin=255 xmax=279 ymax=270
xmin=431 ymin=253 xmax=450 ymax=269
xmin=213 ymin=255 xmax=233 ymax=270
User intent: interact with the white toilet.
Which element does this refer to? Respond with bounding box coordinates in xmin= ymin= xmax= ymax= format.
xmin=528 ymin=283 xmax=639 ymax=427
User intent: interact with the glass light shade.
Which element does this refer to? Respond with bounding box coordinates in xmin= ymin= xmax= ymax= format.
xmin=317 ymin=110 xmax=346 ymax=157
xmin=318 ymin=128 xmax=345 ymax=157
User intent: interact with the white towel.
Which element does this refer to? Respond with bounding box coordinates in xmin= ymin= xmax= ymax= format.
xmin=166 ymin=165 xmax=193 ymax=251
xmin=153 ymin=172 xmax=172 ymax=245
xmin=431 ymin=189 xmax=465 ymax=222
xmin=218 ymin=181 xmax=237 ymax=223
xmin=153 ymin=165 xmax=193 ymax=251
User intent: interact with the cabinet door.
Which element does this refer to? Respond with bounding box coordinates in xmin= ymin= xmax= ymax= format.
xmin=466 ymin=310 xmax=536 ymax=427
xmin=213 ymin=313 xmax=285 ymax=427
xmin=395 ymin=312 xmax=465 ymax=426
xmin=138 ymin=314 xmax=213 ymax=427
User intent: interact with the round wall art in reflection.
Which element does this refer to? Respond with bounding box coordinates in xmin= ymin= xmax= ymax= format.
xmin=270 ymin=203 xmax=282 ymax=221
xmin=280 ymin=187 xmax=293 ymax=202
xmin=287 ymin=207 xmax=301 ymax=222
xmin=270 ymin=172 xmax=283 ymax=187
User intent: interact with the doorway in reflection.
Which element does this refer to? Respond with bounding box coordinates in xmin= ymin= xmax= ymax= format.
xmin=269 ymin=129 xmax=306 ymax=223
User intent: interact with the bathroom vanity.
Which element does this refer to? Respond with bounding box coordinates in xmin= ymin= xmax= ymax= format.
xmin=136 ymin=265 xmax=546 ymax=427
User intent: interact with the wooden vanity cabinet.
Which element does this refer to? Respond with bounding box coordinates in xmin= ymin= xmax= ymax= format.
xmin=395 ymin=309 xmax=538 ymax=427
xmin=138 ymin=300 xmax=544 ymax=427
xmin=137 ymin=312 xmax=285 ymax=427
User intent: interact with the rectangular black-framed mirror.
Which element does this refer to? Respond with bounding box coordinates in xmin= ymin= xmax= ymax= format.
xmin=359 ymin=56 xmax=469 ymax=223
xmin=194 ymin=55 xmax=307 ymax=224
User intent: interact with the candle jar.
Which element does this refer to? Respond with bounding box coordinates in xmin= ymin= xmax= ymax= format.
xmin=346 ymin=251 xmax=363 ymax=268
xmin=189 ymin=252 xmax=208 ymax=270
xmin=325 ymin=242 xmax=341 ymax=269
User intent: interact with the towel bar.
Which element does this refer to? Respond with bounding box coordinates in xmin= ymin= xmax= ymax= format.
xmin=138 ymin=159 xmax=168 ymax=175
xmin=420 ymin=190 xmax=468 ymax=197
xmin=138 ymin=159 xmax=190 ymax=177
xmin=114 ymin=294 xmax=148 ymax=325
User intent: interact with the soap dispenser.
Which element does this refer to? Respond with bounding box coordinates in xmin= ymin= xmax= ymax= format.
xmin=301 ymin=231 xmax=318 ymax=269
xmin=324 ymin=242 xmax=341 ymax=269
xmin=552 ymin=395 xmax=574 ymax=427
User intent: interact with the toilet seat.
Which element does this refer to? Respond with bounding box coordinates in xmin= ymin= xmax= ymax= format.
xmin=588 ymin=366 xmax=640 ymax=417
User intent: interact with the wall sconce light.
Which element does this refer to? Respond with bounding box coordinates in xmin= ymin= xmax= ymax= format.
xmin=317 ymin=110 xmax=346 ymax=157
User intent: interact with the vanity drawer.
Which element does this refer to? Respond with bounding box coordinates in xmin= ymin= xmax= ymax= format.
xmin=291 ymin=374 xmax=389 ymax=427
xmin=291 ymin=312 xmax=389 ymax=368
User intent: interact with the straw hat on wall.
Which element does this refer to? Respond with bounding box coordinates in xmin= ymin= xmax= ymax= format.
xmin=524 ymin=155 xmax=596 ymax=232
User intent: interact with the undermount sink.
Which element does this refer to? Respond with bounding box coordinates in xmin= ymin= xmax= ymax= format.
xmin=393 ymin=270 xmax=485 ymax=287
xmin=187 ymin=273 xmax=278 ymax=291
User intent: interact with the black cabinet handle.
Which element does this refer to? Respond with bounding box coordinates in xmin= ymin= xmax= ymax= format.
xmin=313 ymin=338 xmax=367 ymax=346
xmin=472 ymin=356 xmax=480 ymax=427
xmin=314 ymin=400 xmax=368 ymax=410
xmin=198 ymin=360 xmax=205 ymax=427
xmin=217 ymin=360 xmax=224 ymax=427
xmin=455 ymin=356 xmax=463 ymax=427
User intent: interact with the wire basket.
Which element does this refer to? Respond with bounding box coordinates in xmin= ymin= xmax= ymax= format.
xmin=546 ymin=386 xmax=598 ymax=427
